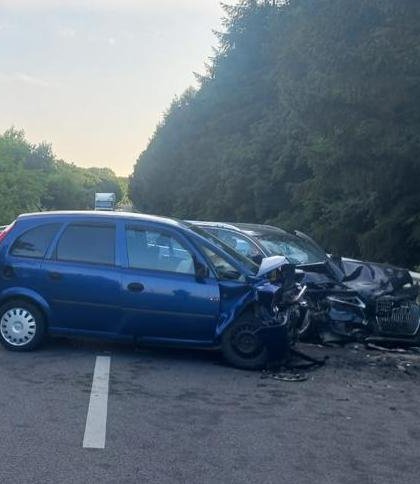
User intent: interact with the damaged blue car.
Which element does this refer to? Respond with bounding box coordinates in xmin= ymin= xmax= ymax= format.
xmin=0 ymin=212 xmax=305 ymax=369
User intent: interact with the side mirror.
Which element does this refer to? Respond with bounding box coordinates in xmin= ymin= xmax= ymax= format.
xmin=194 ymin=258 xmax=209 ymax=282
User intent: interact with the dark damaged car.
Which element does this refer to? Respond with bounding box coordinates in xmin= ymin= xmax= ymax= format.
xmin=0 ymin=212 xmax=305 ymax=369
xmin=191 ymin=221 xmax=420 ymax=345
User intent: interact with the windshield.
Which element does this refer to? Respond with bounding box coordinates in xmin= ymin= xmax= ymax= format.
xmin=254 ymin=232 xmax=327 ymax=265
xmin=185 ymin=224 xmax=259 ymax=275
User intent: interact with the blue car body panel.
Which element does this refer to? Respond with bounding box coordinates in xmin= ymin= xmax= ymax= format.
xmin=120 ymin=268 xmax=220 ymax=342
xmin=0 ymin=211 xmax=288 ymax=349
xmin=41 ymin=259 xmax=123 ymax=334
xmin=215 ymin=281 xmax=258 ymax=337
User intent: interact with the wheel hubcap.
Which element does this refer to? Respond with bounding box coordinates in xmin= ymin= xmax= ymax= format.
xmin=1 ymin=308 xmax=36 ymax=346
xmin=232 ymin=324 xmax=263 ymax=358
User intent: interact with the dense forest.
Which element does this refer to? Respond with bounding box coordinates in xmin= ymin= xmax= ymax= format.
xmin=129 ymin=0 xmax=420 ymax=269
xmin=0 ymin=128 xmax=126 ymax=224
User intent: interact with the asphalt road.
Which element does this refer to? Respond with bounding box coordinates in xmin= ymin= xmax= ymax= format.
xmin=0 ymin=337 xmax=419 ymax=484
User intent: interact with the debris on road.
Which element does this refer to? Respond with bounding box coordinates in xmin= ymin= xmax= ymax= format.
xmin=366 ymin=342 xmax=408 ymax=353
xmin=260 ymin=346 xmax=328 ymax=382
xmin=363 ymin=343 xmax=420 ymax=376
xmin=261 ymin=370 xmax=308 ymax=382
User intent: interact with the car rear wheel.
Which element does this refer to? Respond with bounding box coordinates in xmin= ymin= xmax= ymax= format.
xmin=0 ymin=300 xmax=46 ymax=351
xmin=221 ymin=314 xmax=268 ymax=370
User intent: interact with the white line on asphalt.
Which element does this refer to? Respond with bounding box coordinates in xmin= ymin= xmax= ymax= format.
xmin=83 ymin=355 xmax=111 ymax=449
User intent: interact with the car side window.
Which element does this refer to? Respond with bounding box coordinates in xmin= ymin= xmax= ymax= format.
xmin=56 ymin=224 xmax=115 ymax=265
xmin=202 ymin=246 xmax=244 ymax=281
xmin=207 ymin=228 xmax=259 ymax=260
xmin=10 ymin=224 xmax=61 ymax=259
xmin=126 ymin=228 xmax=195 ymax=275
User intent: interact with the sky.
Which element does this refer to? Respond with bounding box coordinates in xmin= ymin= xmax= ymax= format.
xmin=0 ymin=0 xmax=235 ymax=176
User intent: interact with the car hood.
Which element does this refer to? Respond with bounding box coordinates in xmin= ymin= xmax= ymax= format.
xmin=298 ymin=257 xmax=416 ymax=301
xmin=340 ymin=258 xmax=413 ymax=293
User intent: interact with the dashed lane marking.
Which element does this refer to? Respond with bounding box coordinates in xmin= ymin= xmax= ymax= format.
xmin=83 ymin=356 xmax=111 ymax=449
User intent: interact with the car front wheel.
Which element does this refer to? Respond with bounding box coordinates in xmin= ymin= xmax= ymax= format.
xmin=0 ymin=300 xmax=46 ymax=351
xmin=221 ymin=314 xmax=269 ymax=370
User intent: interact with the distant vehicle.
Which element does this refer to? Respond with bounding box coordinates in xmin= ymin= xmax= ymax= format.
xmin=191 ymin=221 xmax=420 ymax=344
xmin=94 ymin=192 xmax=116 ymax=211
xmin=0 ymin=212 xmax=305 ymax=369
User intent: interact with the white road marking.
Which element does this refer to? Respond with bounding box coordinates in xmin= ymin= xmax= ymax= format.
xmin=83 ymin=356 xmax=111 ymax=449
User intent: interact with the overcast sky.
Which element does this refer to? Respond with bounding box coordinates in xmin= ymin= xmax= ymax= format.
xmin=0 ymin=0 xmax=234 ymax=176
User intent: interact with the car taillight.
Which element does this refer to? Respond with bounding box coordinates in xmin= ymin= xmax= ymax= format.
xmin=0 ymin=221 xmax=16 ymax=245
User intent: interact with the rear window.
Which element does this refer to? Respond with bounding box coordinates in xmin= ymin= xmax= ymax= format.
xmin=56 ymin=224 xmax=115 ymax=265
xmin=10 ymin=224 xmax=61 ymax=259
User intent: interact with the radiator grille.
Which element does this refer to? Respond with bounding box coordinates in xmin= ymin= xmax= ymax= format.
xmin=376 ymin=299 xmax=420 ymax=336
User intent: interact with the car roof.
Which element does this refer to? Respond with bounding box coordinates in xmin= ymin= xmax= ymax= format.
xmin=230 ymin=223 xmax=288 ymax=236
xmin=188 ymin=220 xmax=289 ymax=237
xmin=186 ymin=220 xmax=241 ymax=231
xmin=17 ymin=211 xmax=186 ymax=228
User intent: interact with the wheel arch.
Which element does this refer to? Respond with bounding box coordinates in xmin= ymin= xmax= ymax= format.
xmin=215 ymin=300 xmax=260 ymax=342
xmin=0 ymin=288 xmax=51 ymax=326
xmin=236 ymin=301 xmax=259 ymax=320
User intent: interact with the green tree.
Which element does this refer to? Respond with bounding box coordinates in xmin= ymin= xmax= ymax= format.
xmin=129 ymin=0 xmax=420 ymax=268
xmin=0 ymin=128 xmax=123 ymax=220
xmin=0 ymin=129 xmax=45 ymax=223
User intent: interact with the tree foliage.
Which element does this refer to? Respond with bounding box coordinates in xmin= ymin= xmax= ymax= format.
xmin=0 ymin=128 xmax=122 ymax=223
xmin=129 ymin=0 xmax=420 ymax=268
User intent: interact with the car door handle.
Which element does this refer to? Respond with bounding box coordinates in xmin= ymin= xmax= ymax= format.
xmin=127 ymin=282 xmax=144 ymax=293
xmin=48 ymin=271 xmax=62 ymax=281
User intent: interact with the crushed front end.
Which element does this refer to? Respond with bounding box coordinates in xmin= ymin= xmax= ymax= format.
xmin=301 ymin=258 xmax=420 ymax=344
xmin=216 ymin=260 xmax=308 ymax=368
xmin=252 ymin=263 xmax=307 ymax=359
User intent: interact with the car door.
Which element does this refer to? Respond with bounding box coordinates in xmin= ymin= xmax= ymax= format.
xmin=41 ymin=221 xmax=122 ymax=335
xmin=120 ymin=223 xmax=220 ymax=343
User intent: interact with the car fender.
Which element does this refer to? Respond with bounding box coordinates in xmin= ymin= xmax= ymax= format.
xmin=0 ymin=287 xmax=52 ymax=321
xmin=215 ymin=282 xmax=258 ymax=337
xmin=215 ymin=280 xmax=282 ymax=338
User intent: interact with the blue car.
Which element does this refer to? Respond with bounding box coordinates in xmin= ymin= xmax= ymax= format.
xmin=0 ymin=211 xmax=303 ymax=369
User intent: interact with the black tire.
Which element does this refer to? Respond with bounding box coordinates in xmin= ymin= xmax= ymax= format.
xmin=0 ymin=299 xmax=46 ymax=351
xmin=221 ymin=313 xmax=268 ymax=370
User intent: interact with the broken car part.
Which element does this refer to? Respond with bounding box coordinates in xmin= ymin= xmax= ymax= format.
xmin=189 ymin=221 xmax=420 ymax=345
